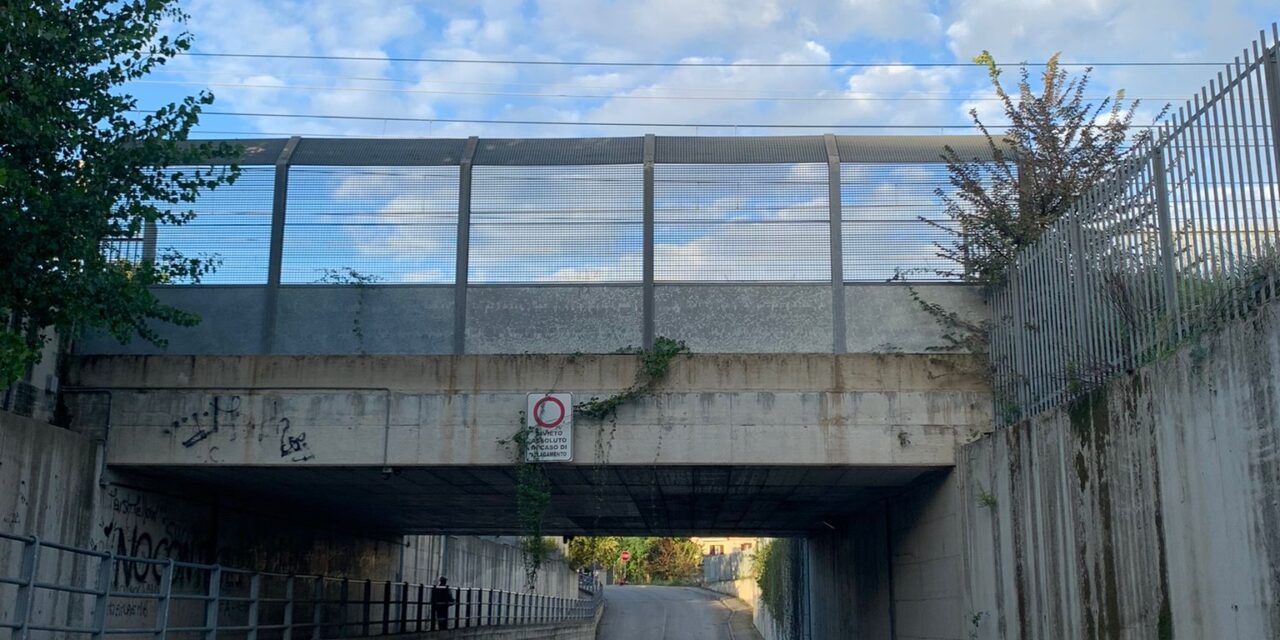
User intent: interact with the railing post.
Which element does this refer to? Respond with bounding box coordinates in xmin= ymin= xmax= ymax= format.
xmin=452 ymin=136 xmax=479 ymax=355
xmin=643 ymin=133 xmax=656 ymax=350
xmin=338 ymin=578 xmax=350 ymax=638
xmin=203 ymin=565 xmax=221 ymax=640
xmin=487 ymin=588 xmax=495 ymax=625
xmin=261 ymin=135 xmax=301 ymax=354
xmin=92 ymin=553 xmax=112 ymax=640
xmin=824 ymin=133 xmax=847 ymax=353
xmin=1265 ymin=39 xmax=1280 ymax=193
xmin=310 ymin=577 xmax=324 ymax=640
xmin=453 ymin=587 xmax=461 ymax=629
xmin=282 ymin=576 xmax=295 ymax=640
xmin=361 ymin=580 xmax=371 ymax=637
xmin=155 ymin=560 xmax=174 ymax=640
xmin=1152 ymin=151 xmax=1183 ymax=342
xmin=381 ymin=581 xmax=391 ymax=635
xmin=246 ymin=573 xmax=262 ymax=640
xmin=399 ymin=582 xmax=409 ymax=632
xmin=11 ymin=537 xmax=40 ymax=640
xmin=416 ymin=583 xmax=425 ymax=632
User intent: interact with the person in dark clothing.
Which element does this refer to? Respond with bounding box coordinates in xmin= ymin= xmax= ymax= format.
xmin=430 ymin=576 xmax=454 ymax=630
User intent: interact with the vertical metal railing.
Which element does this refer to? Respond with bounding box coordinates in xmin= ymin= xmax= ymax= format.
xmin=0 ymin=531 xmax=602 ymax=639
xmin=992 ymin=27 xmax=1280 ymax=424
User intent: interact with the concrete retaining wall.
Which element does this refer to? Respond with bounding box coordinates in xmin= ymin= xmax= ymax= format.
xmin=403 ymin=535 xmax=577 ymax=598
xmin=76 ymin=283 xmax=984 ymax=356
xmin=958 ymin=303 xmax=1280 ymax=639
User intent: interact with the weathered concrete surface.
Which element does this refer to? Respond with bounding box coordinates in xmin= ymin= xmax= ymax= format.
xmin=655 ymin=285 xmax=833 ymax=353
xmin=401 ymin=606 xmax=601 ymax=640
xmin=466 ymin=286 xmax=642 ymax=354
xmin=68 ymin=353 xmax=990 ymax=469
xmin=404 ymin=535 xmax=577 ymax=598
xmin=845 ymin=284 xmax=986 ymax=353
xmin=73 ymin=283 xmax=987 ymax=356
xmin=61 ymin=353 xmax=989 ymax=534
xmin=959 ymin=303 xmax=1280 ymax=639
xmin=597 ymin=586 xmax=762 ymax=640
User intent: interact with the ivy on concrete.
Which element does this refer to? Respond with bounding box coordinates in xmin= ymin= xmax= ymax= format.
xmin=502 ymin=337 xmax=689 ymax=589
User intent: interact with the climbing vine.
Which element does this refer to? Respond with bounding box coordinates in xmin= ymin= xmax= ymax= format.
xmin=502 ymin=337 xmax=690 ymax=588
xmin=315 ymin=267 xmax=381 ymax=353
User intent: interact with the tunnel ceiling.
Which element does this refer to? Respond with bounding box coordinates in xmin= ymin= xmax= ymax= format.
xmin=120 ymin=464 xmax=944 ymax=536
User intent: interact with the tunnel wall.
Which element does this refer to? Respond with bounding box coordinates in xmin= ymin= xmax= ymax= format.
xmin=958 ymin=303 xmax=1280 ymax=639
xmin=0 ymin=410 xmax=574 ymax=631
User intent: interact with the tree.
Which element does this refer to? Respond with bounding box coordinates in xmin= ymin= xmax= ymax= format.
xmin=643 ymin=537 xmax=701 ymax=582
xmin=0 ymin=0 xmax=239 ymax=386
xmin=565 ymin=536 xmax=621 ymax=571
xmin=930 ymin=52 xmax=1162 ymax=286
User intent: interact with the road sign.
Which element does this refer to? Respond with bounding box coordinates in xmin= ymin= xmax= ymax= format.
xmin=620 ymin=550 xmax=631 ymax=562
xmin=525 ymin=393 xmax=573 ymax=462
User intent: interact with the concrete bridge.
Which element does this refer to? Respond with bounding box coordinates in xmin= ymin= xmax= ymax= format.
xmin=67 ymin=134 xmax=994 ymax=538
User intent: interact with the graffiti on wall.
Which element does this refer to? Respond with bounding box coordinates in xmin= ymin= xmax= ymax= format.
xmin=160 ymin=394 xmax=316 ymax=463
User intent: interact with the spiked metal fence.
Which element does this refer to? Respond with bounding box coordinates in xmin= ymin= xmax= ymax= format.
xmin=991 ymin=27 xmax=1280 ymax=424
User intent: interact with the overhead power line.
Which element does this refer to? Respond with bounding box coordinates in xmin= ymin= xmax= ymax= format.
xmin=145 ymin=108 xmax=1052 ymax=130
xmin=133 ymin=79 xmax=1184 ymax=103
xmin=182 ymin=51 xmax=1229 ymax=68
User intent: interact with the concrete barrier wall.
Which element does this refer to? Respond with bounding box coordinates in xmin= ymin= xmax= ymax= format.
xmin=958 ymin=302 xmax=1280 ymax=639
xmin=403 ymin=535 xmax=577 ymax=598
xmin=75 ymin=283 xmax=985 ymax=356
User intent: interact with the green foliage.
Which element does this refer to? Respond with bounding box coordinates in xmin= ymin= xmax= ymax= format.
xmin=0 ymin=0 xmax=240 ymax=386
xmin=565 ymin=536 xmax=621 ymax=571
xmin=933 ymin=52 xmax=1160 ymax=287
xmin=315 ymin=267 xmax=382 ymax=351
xmin=976 ymin=487 xmax=998 ymax=509
xmin=753 ymin=539 xmax=792 ymax=629
xmin=576 ymin=337 xmax=689 ymax=420
xmin=643 ymin=537 xmax=702 ymax=583
xmin=498 ymin=414 xmax=553 ymax=590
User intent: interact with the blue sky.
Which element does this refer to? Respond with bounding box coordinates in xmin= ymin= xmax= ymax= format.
xmin=126 ymin=1 xmax=1278 ymax=284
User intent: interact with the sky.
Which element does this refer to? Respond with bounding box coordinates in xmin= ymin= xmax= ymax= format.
xmin=124 ymin=1 xmax=1279 ymax=285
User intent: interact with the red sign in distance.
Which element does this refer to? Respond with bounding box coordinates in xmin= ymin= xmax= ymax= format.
xmin=620 ymin=550 xmax=631 ymax=562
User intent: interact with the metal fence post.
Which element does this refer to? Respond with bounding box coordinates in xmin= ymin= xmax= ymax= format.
xmin=202 ymin=565 xmax=221 ymax=640
xmin=1152 ymin=151 xmax=1183 ymax=342
xmin=381 ymin=581 xmax=391 ymax=635
xmin=1266 ymin=39 xmax=1280 ymax=187
xmin=154 ymin=560 xmax=174 ymax=640
xmin=142 ymin=220 xmax=158 ymax=266
xmin=261 ymin=136 xmax=301 ymax=354
xmin=643 ymin=133 xmax=656 ymax=350
xmin=361 ymin=580 xmax=371 ymax=637
xmin=338 ymin=578 xmax=350 ymax=638
xmin=453 ymin=587 xmax=461 ymax=629
xmin=416 ymin=583 xmax=425 ymax=632
xmin=824 ymin=133 xmax=847 ymax=353
xmin=92 ymin=553 xmax=112 ymax=640
xmin=452 ymin=136 xmax=480 ymax=355
xmin=487 ymin=588 xmax=495 ymax=625
xmin=399 ymin=582 xmax=408 ymax=632
xmin=246 ymin=573 xmax=262 ymax=640
xmin=311 ymin=577 xmax=325 ymax=640
xmin=282 ymin=576 xmax=295 ymax=640
xmin=11 ymin=537 xmax=40 ymax=640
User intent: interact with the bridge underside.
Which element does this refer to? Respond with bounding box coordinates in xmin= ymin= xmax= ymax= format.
xmin=116 ymin=464 xmax=941 ymax=536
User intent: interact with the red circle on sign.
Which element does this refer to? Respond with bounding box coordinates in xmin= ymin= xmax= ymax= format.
xmin=620 ymin=551 xmax=631 ymax=562
xmin=533 ymin=396 xmax=566 ymax=429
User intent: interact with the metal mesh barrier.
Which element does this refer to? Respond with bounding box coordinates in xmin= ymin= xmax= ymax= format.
xmin=840 ymin=163 xmax=961 ymax=282
xmin=654 ymin=163 xmax=829 ymax=281
xmin=146 ymin=166 xmax=275 ymax=284
xmin=282 ymin=166 xmax=459 ymax=283
xmin=469 ymin=165 xmax=643 ymax=283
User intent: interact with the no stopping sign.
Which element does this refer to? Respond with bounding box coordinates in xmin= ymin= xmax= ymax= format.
xmin=525 ymin=393 xmax=573 ymax=462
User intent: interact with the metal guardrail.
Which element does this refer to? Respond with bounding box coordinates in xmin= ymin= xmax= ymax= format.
xmin=0 ymin=532 xmax=602 ymax=640
xmin=991 ymin=26 xmax=1280 ymax=423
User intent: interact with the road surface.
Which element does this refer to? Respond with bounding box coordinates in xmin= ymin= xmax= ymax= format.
xmin=596 ymin=585 xmax=763 ymax=640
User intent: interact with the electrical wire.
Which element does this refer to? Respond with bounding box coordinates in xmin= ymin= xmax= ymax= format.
xmin=181 ymin=51 xmax=1231 ymax=68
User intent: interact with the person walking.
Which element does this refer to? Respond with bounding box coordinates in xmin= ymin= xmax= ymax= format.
xmin=431 ymin=576 xmax=455 ymax=630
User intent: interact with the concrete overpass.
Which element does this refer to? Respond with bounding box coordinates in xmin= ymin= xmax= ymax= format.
xmin=66 ymin=134 xmax=994 ymax=538
xmin=67 ymin=351 xmax=989 ymax=536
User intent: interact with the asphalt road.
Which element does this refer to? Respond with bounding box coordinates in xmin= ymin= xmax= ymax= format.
xmin=596 ymin=585 xmax=763 ymax=640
